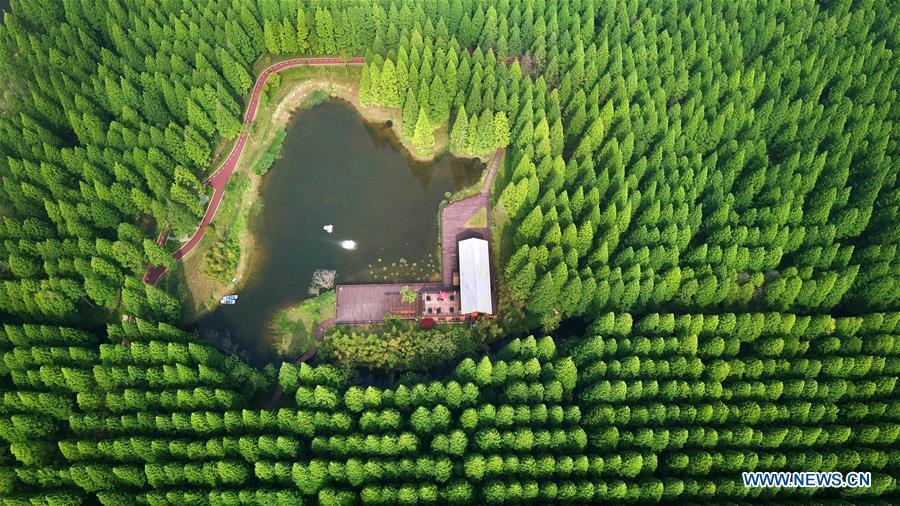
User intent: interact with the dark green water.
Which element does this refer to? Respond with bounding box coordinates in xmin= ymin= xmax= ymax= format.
xmin=198 ymin=101 xmax=483 ymax=365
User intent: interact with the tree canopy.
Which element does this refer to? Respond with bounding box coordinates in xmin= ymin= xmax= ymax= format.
xmin=0 ymin=0 xmax=898 ymax=503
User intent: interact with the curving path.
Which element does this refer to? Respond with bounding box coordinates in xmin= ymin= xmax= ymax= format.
xmin=144 ymin=57 xmax=364 ymax=285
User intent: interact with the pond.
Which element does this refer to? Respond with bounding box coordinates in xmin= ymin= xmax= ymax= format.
xmin=198 ymin=101 xmax=484 ymax=365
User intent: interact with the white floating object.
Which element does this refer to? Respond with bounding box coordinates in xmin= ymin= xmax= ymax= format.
xmin=323 ymin=224 xmax=334 ymax=233
xmin=222 ymin=294 xmax=238 ymax=301
xmin=220 ymin=298 xmax=236 ymax=305
xmin=340 ymin=240 xmax=357 ymax=250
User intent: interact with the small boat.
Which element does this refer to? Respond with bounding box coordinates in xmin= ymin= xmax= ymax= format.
xmin=220 ymin=298 xmax=236 ymax=305
xmin=323 ymin=224 xmax=334 ymax=233
xmin=222 ymin=294 xmax=238 ymax=301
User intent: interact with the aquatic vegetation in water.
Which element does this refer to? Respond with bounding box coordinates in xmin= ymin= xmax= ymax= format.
xmin=367 ymin=254 xmax=440 ymax=282
xmin=301 ymin=89 xmax=330 ymax=109
xmin=254 ymin=128 xmax=288 ymax=176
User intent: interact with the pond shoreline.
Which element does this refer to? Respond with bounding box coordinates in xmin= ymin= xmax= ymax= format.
xmin=190 ymin=99 xmax=484 ymax=365
xmin=184 ymin=71 xmax=487 ymax=322
xmin=234 ymin=85 xmax=444 ymax=301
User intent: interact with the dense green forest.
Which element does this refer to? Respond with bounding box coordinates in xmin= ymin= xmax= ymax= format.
xmin=0 ymin=0 xmax=898 ymax=503
xmin=3 ymin=322 xmax=899 ymax=503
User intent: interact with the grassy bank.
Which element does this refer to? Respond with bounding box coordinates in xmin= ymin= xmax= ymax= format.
xmin=271 ymin=290 xmax=336 ymax=357
xmin=179 ymin=172 xmax=253 ymax=319
xmin=254 ymin=128 xmax=287 ymax=176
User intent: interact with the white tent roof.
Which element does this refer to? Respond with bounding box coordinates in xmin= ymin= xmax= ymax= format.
xmin=459 ymin=237 xmax=493 ymax=314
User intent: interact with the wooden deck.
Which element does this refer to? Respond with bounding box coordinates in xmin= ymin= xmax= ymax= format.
xmin=441 ymin=195 xmax=490 ymax=285
xmin=335 ymin=283 xmax=444 ymax=324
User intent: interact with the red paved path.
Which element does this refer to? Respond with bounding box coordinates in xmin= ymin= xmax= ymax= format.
xmin=144 ymin=57 xmax=365 ymax=285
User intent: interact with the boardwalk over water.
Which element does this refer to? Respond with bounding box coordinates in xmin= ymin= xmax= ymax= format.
xmin=335 ymin=149 xmax=504 ymax=323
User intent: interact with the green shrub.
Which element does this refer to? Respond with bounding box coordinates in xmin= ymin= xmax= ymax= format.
xmin=254 ymin=128 xmax=287 ymax=176
xmin=202 ymin=237 xmax=240 ymax=282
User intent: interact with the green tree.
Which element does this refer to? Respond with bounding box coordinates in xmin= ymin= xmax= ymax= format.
xmin=493 ymin=111 xmax=511 ymax=148
xmin=280 ymin=18 xmax=297 ymax=53
xmin=450 ymin=106 xmax=469 ymax=153
xmin=264 ymin=18 xmax=280 ymax=54
xmin=214 ymin=101 xmax=242 ymax=139
xmin=402 ymin=89 xmax=419 ymax=139
xmin=412 ymin=107 xmax=434 ymax=154
xmin=379 ymin=59 xmax=401 ymax=108
xmin=475 ymin=357 xmax=493 ymax=386
xmin=296 ymin=8 xmax=311 ymax=53
xmin=143 ymin=238 xmax=173 ymax=269
xmin=315 ymin=9 xmax=336 ymax=54
xmin=429 ymin=75 xmax=449 ymax=125
xmin=475 ymin=109 xmax=495 ymax=152
xmin=216 ymin=47 xmax=252 ymax=95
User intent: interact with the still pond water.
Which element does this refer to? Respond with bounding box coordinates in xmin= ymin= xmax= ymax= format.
xmin=199 ymin=101 xmax=483 ymax=365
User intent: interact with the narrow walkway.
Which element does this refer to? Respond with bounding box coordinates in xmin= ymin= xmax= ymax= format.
xmin=316 ymin=317 xmax=336 ymax=342
xmin=440 ymin=148 xmax=504 ymax=285
xmin=481 ymin=148 xmax=504 ymax=196
xmin=144 ymin=57 xmax=365 ymax=285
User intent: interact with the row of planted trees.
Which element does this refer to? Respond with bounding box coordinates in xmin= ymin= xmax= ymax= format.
xmin=3 ymin=322 xmax=898 ymax=502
